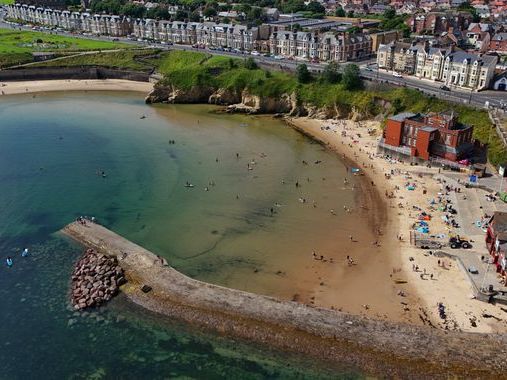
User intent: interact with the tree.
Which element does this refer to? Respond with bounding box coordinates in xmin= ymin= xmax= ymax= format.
xmin=342 ymin=64 xmax=361 ymax=90
xmin=244 ymin=57 xmax=258 ymax=70
xmin=383 ymin=7 xmax=396 ymax=20
xmin=347 ymin=11 xmax=354 ymax=18
xmin=335 ymin=7 xmax=345 ymax=17
xmin=122 ymin=3 xmax=146 ymax=18
xmin=321 ymin=62 xmax=340 ymax=84
xmin=280 ymin=0 xmax=306 ymax=13
xmin=306 ymin=1 xmax=325 ymax=15
xmin=147 ymin=6 xmax=170 ymax=19
xmin=290 ymin=23 xmax=302 ymax=32
xmin=457 ymin=1 xmax=480 ymax=22
xmin=296 ymin=64 xmax=311 ymax=83
xmin=203 ymin=7 xmax=217 ymax=17
xmin=189 ymin=11 xmax=201 ymax=22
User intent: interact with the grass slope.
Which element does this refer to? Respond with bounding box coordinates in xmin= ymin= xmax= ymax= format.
xmin=0 ymin=27 xmax=130 ymax=67
xmin=31 ymin=49 xmax=161 ymax=71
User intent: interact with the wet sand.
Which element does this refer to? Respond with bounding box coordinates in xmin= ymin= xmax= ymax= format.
xmin=286 ymin=117 xmax=421 ymax=325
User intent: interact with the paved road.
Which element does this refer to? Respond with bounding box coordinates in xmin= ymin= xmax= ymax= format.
xmin=1 ymin=9 xmax=505 ymax=110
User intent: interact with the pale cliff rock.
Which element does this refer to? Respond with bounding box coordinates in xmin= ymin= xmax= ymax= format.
xmin=145 ymin=83 xmax=383 ymax=121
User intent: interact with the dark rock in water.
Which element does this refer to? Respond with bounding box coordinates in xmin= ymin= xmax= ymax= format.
xmin=141 ymin=285 xmax=152 ymax=293
xmin=70 ymin=248 xmax=126 ymax=310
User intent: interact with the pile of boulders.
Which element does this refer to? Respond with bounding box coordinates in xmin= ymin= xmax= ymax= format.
xmin=71 ymin=248 xmax=126 ymax=310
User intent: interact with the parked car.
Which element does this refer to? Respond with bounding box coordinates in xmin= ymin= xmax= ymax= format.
xmin=274 ymin=55 xmax=284 ymax=60
xmin=392 ymin=72 xmax=402 ymax=78
xmin=440 ymin=85 xmax=451 ymax=91
xmin=251 ymin=50 xmax=260 ymax=56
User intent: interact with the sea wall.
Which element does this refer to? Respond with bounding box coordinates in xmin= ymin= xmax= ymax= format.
xmin=61 ymin=221 xmax=507 ymax=379
xmin=0 ymin=67 xmax=150 ymax=82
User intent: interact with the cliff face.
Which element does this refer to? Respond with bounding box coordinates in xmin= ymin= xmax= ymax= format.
xmin=145 ymin=83 xmax=372 ymax=120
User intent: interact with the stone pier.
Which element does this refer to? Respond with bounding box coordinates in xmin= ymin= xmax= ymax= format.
xmin=62 ymin=221 xmax=507 ymax=378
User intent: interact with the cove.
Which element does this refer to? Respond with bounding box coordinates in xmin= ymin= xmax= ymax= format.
xmin=0 ymin=91 xmax=368 ymax=378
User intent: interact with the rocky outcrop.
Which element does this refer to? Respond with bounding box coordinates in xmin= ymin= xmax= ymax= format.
xmin=208 ymin=88 xmax=242 ymax=105
xmin=145 ymin=84 xmax=213 ymax=104
xmin=226 ymin=90 xmax=300 ymax=115
xmin=71 ymin=248 xmax=126 ymax=310
xmin=145 ymin=83 xmax=374 ymax=120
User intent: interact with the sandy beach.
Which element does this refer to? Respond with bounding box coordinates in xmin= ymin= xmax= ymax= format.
xmin=0 ymin=79 xmax=154 ymax=95
xmin=288 ymin=116 xmax=507 ymax=333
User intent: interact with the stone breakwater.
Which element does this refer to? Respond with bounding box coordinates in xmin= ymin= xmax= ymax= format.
xmin=61 ymin=222 xmax=507 ymax=378
xmin=71 ymin=248 xmax=126 ymax=310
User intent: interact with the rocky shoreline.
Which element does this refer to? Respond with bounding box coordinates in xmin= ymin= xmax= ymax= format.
xmin=144 ymin=83 xmax=374 ymax=121
xmin=71 ymin=248 xmax=126 ymax=310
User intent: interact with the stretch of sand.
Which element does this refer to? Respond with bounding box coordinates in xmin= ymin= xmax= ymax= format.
xmin=288 ymin=117 xmax=507 ymax=333
xmin=0 ymin=79 xmax=153 ymax=95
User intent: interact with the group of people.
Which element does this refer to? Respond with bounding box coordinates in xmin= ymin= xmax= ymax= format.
xmin=76 ymin=216 xmax=96 ymax=225
xmin=5 ymin=248 xmax=29 ymax=268
xmin=311 ymin=250 xmax=335 ymax=263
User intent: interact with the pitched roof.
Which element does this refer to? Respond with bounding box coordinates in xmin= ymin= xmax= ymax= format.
xmin=389 ymin=112 xmax=417 ymax=122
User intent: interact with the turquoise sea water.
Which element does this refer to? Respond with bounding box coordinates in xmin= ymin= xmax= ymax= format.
xmin=0 ymin=92 xmax=363 ymax=379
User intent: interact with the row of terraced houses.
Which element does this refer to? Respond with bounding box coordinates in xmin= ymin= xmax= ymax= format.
xmin=377 ymin=41 xmax=498 ymax=90
xmin=6 ymin=3 xmax=373 ymax=62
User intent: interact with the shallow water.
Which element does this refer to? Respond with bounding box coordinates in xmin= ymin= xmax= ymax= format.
xmin=0 ymin=92 xmax=365 ymax=378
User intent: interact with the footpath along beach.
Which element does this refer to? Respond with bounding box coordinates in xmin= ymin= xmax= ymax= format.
xmin=288 ymin=116 xmax=507 ymax=333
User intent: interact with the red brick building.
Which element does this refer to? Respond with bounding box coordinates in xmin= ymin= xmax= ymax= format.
xmin=381 ymin=111 xmax=474 ymax=162
xmin=490 ymin=33 xmax=507 ymax=54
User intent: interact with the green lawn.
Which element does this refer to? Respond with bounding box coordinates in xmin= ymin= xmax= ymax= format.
xmin=0 ymin=28 xmax=130 ymax=54
xmin=0 ymin=0 xmax=14 ymax=4
xmin=0 ymin=27 xmax=132 ymax=67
